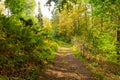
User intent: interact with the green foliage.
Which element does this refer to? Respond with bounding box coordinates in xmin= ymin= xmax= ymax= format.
xmin=0 ymin=0 xmax=59 ymax=79
xmin=29 ymin=67 xmax=39 ymax=80
xmin=71 ymin=46 xmax=87 ymax=62
xmin=49 ymin=41 xmax=58 ymax=51
xmin=5 ymin=0 xmax=36 ymax=15
xmin=0 ymin=76 xmax=9 ymax=80
xmin=1 ymin=0 xmax=120 ymax=79
xmin=5 ymin=0 xmax=26 ymax=14
xmin=50 ymin=0 xmax=120 ymax=77
xmin=96 ymin=32 xmax=116 ymax=52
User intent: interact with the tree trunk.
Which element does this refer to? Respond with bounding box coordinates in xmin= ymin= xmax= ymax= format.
xmin=117 ymin=16 xmax=120 ymax=55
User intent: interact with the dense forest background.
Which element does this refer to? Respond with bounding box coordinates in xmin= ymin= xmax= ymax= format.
xmin=47 ymin=0 xmax=120 ymax=64
xmin=0 ymin=0 xmax=120 ymax=79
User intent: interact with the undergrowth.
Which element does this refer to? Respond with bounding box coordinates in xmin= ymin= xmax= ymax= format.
xmin=71 ymin=46 xmax=107 ymax=80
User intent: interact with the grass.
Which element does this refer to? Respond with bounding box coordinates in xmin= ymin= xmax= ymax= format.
xmin=71 ymin=46 xmax=87 ymax=62
xmin=70 ymin=46 xmax=107 ymax=80
xmin=56 ymin=40 xmax=72 ymax=47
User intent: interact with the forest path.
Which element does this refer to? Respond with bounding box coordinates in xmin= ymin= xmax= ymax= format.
xmin=40 ymin=47 xmax=99 ymax=80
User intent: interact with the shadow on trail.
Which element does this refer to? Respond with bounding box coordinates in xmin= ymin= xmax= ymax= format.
xmin=39 ymin=47 xmax=100 ymax=80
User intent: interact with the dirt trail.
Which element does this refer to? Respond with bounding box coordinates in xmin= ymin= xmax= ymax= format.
xmin=39 ymin=47 xmax=100 ymax=80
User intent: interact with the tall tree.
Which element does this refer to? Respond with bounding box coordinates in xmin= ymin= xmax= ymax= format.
xmin=38 ymin=1 xmax=43 ymax=28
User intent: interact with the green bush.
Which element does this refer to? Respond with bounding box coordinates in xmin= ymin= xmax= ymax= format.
xmin=0 ymin=13 xmax=59 ymax=78
xmin=49 ymin=41 xmax=58 ymax=51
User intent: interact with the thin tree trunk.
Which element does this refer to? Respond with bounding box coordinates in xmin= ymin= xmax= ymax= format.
xmin=117 ymin=16 xmax=120 ymax=55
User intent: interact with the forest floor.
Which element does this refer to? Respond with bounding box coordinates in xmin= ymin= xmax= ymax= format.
xmin=39 ymin=47 xmax=100 ymax=80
